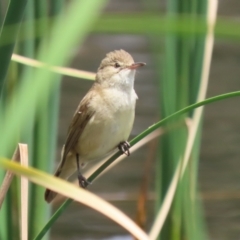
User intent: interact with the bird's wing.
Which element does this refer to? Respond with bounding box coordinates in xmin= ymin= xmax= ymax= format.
xmin=45 ymin=95 xmax=95 ymax=203
xmin=59 ymin=95 xmax=95 ymax=170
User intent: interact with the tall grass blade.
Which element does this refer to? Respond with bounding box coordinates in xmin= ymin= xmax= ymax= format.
xmin=28 ymin=1 xmax=53 ymax=238
xmin=0 ymin=0 xmax=28 ymax=95
xmin=0 ymin=1 xmax=107 ymax=239
xmin=0 ymin=158 xmax=150 ymax=240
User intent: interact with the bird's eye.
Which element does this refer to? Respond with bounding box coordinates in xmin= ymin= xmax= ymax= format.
xmin=114 ymin=62 xmax=120 ymax=68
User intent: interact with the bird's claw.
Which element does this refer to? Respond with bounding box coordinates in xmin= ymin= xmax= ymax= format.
xmin=78 ymin=174 xmax=91 ymax=188
xmin=118 ymin=141 xmax=131 ymax=156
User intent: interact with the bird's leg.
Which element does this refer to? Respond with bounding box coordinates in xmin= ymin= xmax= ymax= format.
xmin=76 ymin=154 xmax=90 ymax=188
xmin=118 ymin=141 xmax=131 ymax=156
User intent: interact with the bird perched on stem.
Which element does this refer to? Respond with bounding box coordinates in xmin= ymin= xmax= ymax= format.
xmin=45 ymin=49 xmax=145 ymax=203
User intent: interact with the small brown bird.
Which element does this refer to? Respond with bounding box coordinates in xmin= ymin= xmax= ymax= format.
xmin=45 ymin=50 xmax=145 ymax=203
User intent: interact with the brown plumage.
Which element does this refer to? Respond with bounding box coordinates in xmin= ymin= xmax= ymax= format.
xmin=44 ymin=50 xmax=145 ymax=203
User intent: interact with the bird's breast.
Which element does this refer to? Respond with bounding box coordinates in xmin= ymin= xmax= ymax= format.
xmin=76 ymin=89 xmax=137 ymax=162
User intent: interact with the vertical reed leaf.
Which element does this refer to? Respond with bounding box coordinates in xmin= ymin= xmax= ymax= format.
xmin=156 ymin=0 xmax=208 ymax=239
xmin=28 ymin=1 xmax=64 ymax=238
xmin=0 ymin=1 xmax=28 ymax=239
xmin=28 ymin=0 xmax=64 ymax=238
xmin=28 ymin=2 xmax=52 ymax=239
xmin=0 ymin=0 xmax=28 ymax=96
xmin=0 ymin=1 xmax=107 ymax=240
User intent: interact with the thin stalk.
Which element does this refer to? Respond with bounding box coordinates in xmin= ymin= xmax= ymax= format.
xmin=11 ymin=54 xmax=95 ymax=80
xmin=29 ymin=1 xmax=50 ymax=238
xmin=19 ymin=144 xmax=29 ymax=240
xmin=34 ymin=90 xmax=240 ymax=240
xmin=0 ymin=156 xmax=150 ymax=240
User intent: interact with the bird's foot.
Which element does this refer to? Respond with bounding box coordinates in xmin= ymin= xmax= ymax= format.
xmin=118 ymin=141 xmax=131 ymax=156
xmin=78 ymin=174 xmax=91 ymax=188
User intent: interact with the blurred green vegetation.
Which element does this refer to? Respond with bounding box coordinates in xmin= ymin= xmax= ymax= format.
xmin=0 ymin=0 xmax=239 ymax=240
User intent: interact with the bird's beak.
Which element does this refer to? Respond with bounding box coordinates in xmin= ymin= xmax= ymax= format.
xmin=128 ymin=62 xmax=146 ymax=70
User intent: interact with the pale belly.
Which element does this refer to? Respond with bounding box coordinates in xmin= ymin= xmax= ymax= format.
xmin=76 ymin=108 xmax=135 ymax=162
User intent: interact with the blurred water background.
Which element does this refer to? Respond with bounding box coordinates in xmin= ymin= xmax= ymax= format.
xmin=49 ymin=1 xmax=240 ymax=239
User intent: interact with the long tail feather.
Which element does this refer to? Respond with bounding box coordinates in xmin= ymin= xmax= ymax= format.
xmin=44 ymin=153 xmax=76 ymax=203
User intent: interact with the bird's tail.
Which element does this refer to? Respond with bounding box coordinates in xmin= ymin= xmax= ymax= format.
xmin=44 ymin=152 xmax=76 ymax=203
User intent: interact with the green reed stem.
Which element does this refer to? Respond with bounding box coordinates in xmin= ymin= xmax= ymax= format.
xmin=34 ymin=90 xmax=240 ymax=240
